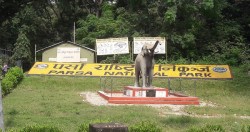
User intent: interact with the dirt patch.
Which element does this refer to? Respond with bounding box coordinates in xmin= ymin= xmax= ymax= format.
xmin=80 ymin=92 xmax=250 ymax=119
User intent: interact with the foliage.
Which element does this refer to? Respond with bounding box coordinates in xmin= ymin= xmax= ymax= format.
xmin=239 ymin=62 xmax=250 ymax=73
xmin=19 ymin=125 xmax=62 ymax=132
xmin=1 ymin=78 xmax=14 ymax=95
xmin=129 ymin=121 xmax=162 ymax=132
xmin=116 ymin=55 xmax=133 ymax=64
xmin=7 ymin=67 xmax=24 ymax=82
xmin=11 ymin=30 xmax=31 ymax=63
xmin=1 ymin=0 xmax=250 ymax=68
xmin=187 ymin=125 xmax=225 ymax=132
xmin=1 ymin=66 xmax=23 ymax=95
xmin=100 ymin=54 xmax=133 ymax=64
xmin=241 ymin=125 xmax=250 ymax=132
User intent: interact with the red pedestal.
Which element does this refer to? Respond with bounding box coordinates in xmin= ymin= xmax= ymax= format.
xmin=124 ymin=86 xmax=168 ymax=97
xmin=97 ymin=86 xmax=199 ymax=105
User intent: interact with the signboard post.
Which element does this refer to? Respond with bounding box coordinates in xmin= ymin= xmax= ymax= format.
xmin=0 ymin=80 xmax=5 ymax=132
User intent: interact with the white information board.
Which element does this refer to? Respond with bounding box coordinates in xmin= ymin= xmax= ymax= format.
xmin=133 ymin=37 xmax=166 ymax=54
xmin=57 ymin=47 xmax=80 ymax=62
xmin=96 ymin=37 xmax=129 ymax=55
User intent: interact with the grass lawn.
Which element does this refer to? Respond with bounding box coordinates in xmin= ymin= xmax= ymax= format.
xmin=2 ymin=67 xmax=250 ymax=131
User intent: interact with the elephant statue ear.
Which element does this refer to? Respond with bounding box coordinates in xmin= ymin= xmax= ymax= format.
xmin=141 ymin=50 xmax=145 ymax=57
xmin=141 ymin=45 xmax=147 ymax=57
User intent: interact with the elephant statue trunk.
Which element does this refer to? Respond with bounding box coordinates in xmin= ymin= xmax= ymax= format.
xmin=134 ymin=40 xmax=159 ymax=88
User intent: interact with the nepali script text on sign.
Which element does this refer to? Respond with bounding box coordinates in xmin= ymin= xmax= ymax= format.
xmin=28 ymin=62 xmax=233 ymax=79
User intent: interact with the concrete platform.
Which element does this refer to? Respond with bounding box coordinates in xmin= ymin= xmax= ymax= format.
xmin=98 ymin=86 xmax=199 ymax=105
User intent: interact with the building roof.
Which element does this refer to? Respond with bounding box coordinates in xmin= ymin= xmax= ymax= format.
xmin=36 ymin=41 xmax=96 ymax=53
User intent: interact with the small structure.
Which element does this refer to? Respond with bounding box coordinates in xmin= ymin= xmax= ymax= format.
xmin=36 ymin=41 xmax=95 ymax=63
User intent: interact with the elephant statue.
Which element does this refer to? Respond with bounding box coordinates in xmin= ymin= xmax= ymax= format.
xmin=134 ymin=40 xmax=159 ymax=88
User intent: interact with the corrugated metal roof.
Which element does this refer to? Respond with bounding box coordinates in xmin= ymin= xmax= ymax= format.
xmin=36 ymin=41 xmax=96 ymax=52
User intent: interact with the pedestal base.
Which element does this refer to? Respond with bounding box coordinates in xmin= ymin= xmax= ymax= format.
xmin=124 ymin=86 xmax=168 ymax=97
xmin=97 ymin=86 xmax=199 ymax=105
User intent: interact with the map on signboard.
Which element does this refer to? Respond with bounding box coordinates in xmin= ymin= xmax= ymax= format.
xmin=113 ymin=42 xmax=128 ymax=54
xmin=96 ymin=41 xmax=113 ymax=55
xmin=133 ymin=37 xmax=166 ymax=54
xmin=96 ymin=37 xmax=129 ymax=55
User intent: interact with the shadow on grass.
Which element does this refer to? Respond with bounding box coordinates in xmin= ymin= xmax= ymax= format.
xmin=162 ymin=116 xmax=197 ymax=127
xmin=5 ymin=108 xmax=19 ymax=127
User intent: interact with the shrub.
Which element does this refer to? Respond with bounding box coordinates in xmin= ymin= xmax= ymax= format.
xmin=116 ymin=55 xmax=133 ymax=64
xmin=7 ymin=67 xmax=24 ymax=82
xmin=100 ymin=56 xmax=117 ymax=64
xmin=168 ymin=57 xmax=190 ymax=65
xmin=19 ymin=125 xmax=62 ymax=132
xmin=4 ymin=73 xmax=18 ymax=87
xmin=1 ymin=66 xmax=24 ymax=96
xmin=187 ymin=124 xmax=225 ymax=132
xmin=241 ymin=125 xmax=250 ymax=132
xmin=239 ymin=62 xmax=250 ymax=73
xmin=1 ymin=78 xmax=14 ymax=95
xmin=129 ymin=121 xmax=162 ymax=132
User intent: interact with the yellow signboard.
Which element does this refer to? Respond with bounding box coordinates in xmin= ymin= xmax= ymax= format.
xmin=28 ymin=62 xmax=233 ymax=79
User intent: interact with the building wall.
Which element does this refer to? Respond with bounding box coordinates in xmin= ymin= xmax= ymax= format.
xmin=42 ymin=43 xmax=95 ymax=63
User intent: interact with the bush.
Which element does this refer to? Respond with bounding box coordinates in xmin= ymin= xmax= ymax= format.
xmin=7 ymin=66 xmax=24 ymax=82
xmin=239 ymin=62 xmax=250 ymax=73
xmin=100 ymin=55 xmax=133 ymax=64
xmin=188 ymin=125 xmax=225 ymax=132
xmin=4 ymin=73 xmax=18 ymax=87
xmin=129 ymin=121 xmax=162 ymax=132
xmin=19 ymin=125 xmax=62 ymax=132
xmin=1 ymin=78 xmax=15 ymax=95
xmin=241 ymin=125 xmax=250 ymax=132
xmin=1 ymin=66 xmax=24 ymax=96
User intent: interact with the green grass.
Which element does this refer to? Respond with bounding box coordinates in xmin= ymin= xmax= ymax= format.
xmin=2 ymin=67 xmax=250 ymax=132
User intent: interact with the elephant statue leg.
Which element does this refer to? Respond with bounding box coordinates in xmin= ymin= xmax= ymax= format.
xmin=148 ymin=68 xmax=154 ymax=87
xmin=134 ymin=69 xmax=140 ymax=87
xmin=134 ymin=60 xmax=141 ymax=87
xmin=141 ymin=72 xmax=147 ymax=88
xmin=141 ymin=65 xmax=147 ymax=88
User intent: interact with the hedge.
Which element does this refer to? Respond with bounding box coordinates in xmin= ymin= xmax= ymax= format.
xmin=1 ymin=66 xmax=24 ymax=96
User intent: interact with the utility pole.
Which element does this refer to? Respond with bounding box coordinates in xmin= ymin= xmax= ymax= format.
xmin=35 ymin=44 xmax=37 ymax=62
xmin=74 ymin=22 xmax=76 ymax=44
xmin=0 ymin=80 xmax=5 ymax=132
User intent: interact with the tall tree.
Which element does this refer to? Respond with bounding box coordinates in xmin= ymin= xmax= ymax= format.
xmin=12 ymin=29 xmax=31 ymax=68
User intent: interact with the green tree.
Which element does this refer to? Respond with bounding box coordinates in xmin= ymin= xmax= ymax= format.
xmin=12 ymin=29 xmax=31 ymax=68
xmin=76 ymin=2 xmax=130 ymax=48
